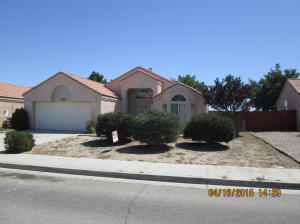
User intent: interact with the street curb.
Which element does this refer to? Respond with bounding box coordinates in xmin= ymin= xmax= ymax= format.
xmin=0 ymin=162 xmax=300 ymax=190
xmin=250 ymin=133 xmax=300 ymax=164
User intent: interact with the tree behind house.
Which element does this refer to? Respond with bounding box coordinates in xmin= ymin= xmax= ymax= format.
xmin=88 ymin=71 xmax=107 ymax=84
xmin=250 ymin=64 xmax=299 ymax=111
xmin=173 ymin=74 xmax=206 ymax=92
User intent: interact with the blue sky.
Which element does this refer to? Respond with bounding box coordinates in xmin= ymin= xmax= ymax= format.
xmin=0 ymin=0 xmax=299 ymax=87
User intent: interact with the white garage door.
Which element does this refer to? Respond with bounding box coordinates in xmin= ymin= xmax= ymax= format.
xmin=36 ymin=102 xmax=92 ymax=131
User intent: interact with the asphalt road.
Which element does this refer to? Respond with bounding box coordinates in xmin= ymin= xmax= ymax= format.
xmin=0 ymin=170 xmax=299 ymax=224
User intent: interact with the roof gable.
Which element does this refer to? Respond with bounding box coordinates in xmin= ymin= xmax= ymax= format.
xmin=153 ymin=82 xmax=203 ymax=98
xmin=109 ymin=66 xmax=175 ymax=88
xmin=63 ymin=72 xmax=120 ymax=98
xmin=24 ymin=72 xmax=120 ymax=99
xmin=288 ymin=79 xmax=300 ymax=93
xmin=0 ymin=82 xmax=31 ymax=100
xmin=275 ymin=78 xmax=300 ymax=106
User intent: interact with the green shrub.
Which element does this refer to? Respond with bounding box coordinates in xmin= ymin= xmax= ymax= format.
xmin=184 ymin=113 xmax=234 ymax=143
xmin=133 ymin=110 xmax=180 ymax=146
xmin=86 ymin=120 xmax=96 ymax=133
xmin=2 ymin=118 xmax=12 ymax=129
xmin=4 ymin=131 xmax=35 ymax=153
xmin=96 ymin=112 xmax=133 ymax=142
xmin=11 ymin=108 xmax=29 ymax=130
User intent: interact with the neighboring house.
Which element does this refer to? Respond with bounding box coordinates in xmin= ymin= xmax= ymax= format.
xmin=24 ymin=66 xmax=207 ymax=131
xmin=0 ymin=82 xmax=31 ymax=125
xmin=276 ymin=78 xmax=300 ymax=130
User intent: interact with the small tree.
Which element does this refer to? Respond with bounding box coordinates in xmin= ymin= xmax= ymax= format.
xmin=251 ymin=64 xmax=299 ymax=111
xmin=88 ymin=71 xmax=107 ymax=84
xmin=11 ymin=108 xmax=29 ymax=130
xmin=203 ymin=75 xmax=252 ymax=135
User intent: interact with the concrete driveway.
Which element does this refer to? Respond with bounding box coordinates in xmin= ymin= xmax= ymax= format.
xmin=0 ymin=130 xmax=81 ymax=152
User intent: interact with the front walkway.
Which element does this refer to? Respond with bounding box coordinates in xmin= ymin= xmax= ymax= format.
xmin=251 ymin=132 xmax=300 ymax=163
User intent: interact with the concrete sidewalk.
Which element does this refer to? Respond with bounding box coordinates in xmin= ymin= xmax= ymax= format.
xmin=0 ymin=153 xmax=299 ymax=189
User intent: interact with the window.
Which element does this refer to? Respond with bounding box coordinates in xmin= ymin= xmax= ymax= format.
xmin=171 ymin=95 xmax=187 ymax=124
xmin=163 ymin=104 xmax=167 ymax=112
xmin=52 ymin=86 xmax=70 ymax=101
xmin=191 ymin=104 xmax=196 ymax=117
xmin=172 ymin=95 xmax=186 ymax=102
xmin=136 ymin=90 xmax=152 ymax=99
xmin=139 ymin=104 xmax=150 ymax=113
xmin=284 ymin=100 xmax=288 ymax=110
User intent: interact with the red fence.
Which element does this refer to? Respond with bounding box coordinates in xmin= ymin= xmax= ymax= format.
xmin=210 ymin=110 xmax=297 ymax=131
xmin=245 ymin=110 xmax=297 ymax=131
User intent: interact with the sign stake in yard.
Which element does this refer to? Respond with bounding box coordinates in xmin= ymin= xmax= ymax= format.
xmin=112 ymin=131 xmax=118 ymax=143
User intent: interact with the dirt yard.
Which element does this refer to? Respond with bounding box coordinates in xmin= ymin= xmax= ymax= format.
xmin=28 ymin=132 xmax=300 ymax=168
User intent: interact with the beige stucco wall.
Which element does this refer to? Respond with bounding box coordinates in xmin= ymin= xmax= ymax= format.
xmin=24 ymin=70 xmax=208 ymax=130
xmin=153 ymin=84 xmax=207 ymax=122
xmin=0 ymin=98 xmax=24 ymax=126
xmin=107 ymin=70 xmax=207 ymax=122
xmin=108 ymin=71 xmax=162 ymax=113
xmin=24 ymin=73 xmax=118 ymax=129
xmin=100 ymin=97 xmax=122 ymax=114
xmin=276 ymin=81 xmax=300 ymax=130
xmin=106 ymin=71 xmax=164 ymax=96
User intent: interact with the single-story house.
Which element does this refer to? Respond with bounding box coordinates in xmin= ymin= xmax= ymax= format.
xmin=0 ymin=82 xmax=31 ymax=125
xmin=276 ymin=78 xmax=300 ymax=130
xmin=24 ymin=66 xmax=207 ymax=131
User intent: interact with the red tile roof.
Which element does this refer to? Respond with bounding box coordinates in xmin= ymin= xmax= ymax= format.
xmin=288 ymin=78 xmax=300 ymax=93
xmin=62 ymin=72 xmax=120 ymax=99
xmin=109 ymin=66 xmax=175 ymax=88
xmin=0 ymin=82 xmax=31 ymax=100
xmin=23 ymin=72 xmax=120 ymax=99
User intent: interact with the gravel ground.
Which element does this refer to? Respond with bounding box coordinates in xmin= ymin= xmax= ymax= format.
xmin=28 ymin=132 xmax=300 ymax=168
xmin=251 ymin=132 xmax=300 ymax=163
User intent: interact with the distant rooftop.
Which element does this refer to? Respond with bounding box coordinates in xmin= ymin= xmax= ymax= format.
xmin=0 ymin=82 xmax=31 ymax=99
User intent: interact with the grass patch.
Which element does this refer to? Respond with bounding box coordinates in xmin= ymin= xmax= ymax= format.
xmin=0 ymin=128 xmax=14 ymax=133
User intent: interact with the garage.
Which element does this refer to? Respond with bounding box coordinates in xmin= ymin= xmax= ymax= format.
xmin=36 ymin=102 xmax=92 ymax=131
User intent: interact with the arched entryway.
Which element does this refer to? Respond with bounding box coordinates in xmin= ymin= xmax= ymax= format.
xmin=127 ymin=89 xmax=153 ymax=115
xmin=171 ymin=94 xmax=187 ymax=124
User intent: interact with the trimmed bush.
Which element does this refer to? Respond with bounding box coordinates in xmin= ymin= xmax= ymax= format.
xmin=2 ymin=118 xmax=12 ymax=129
xmin=4 ymin=131 xmax=35 ymax=153
xmin=133 ymin=110 xmax=180 ymax=146
xmin=184 ymin=113 xmax=234 ymax=143
xmin=96 ymin=112 xmax=133 ymax=142
xmin=11 ymin=108 xmax=29 ymax=130
xmin=86 ymin=120 xmax=96 ymax=133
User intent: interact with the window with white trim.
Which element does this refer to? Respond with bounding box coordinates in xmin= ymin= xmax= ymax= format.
xmin=171 ymin=94 xmax=187 ymax=124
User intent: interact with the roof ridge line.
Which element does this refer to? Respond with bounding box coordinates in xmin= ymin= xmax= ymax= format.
xmin=0 ymin=81 xmax=31 ymax=88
